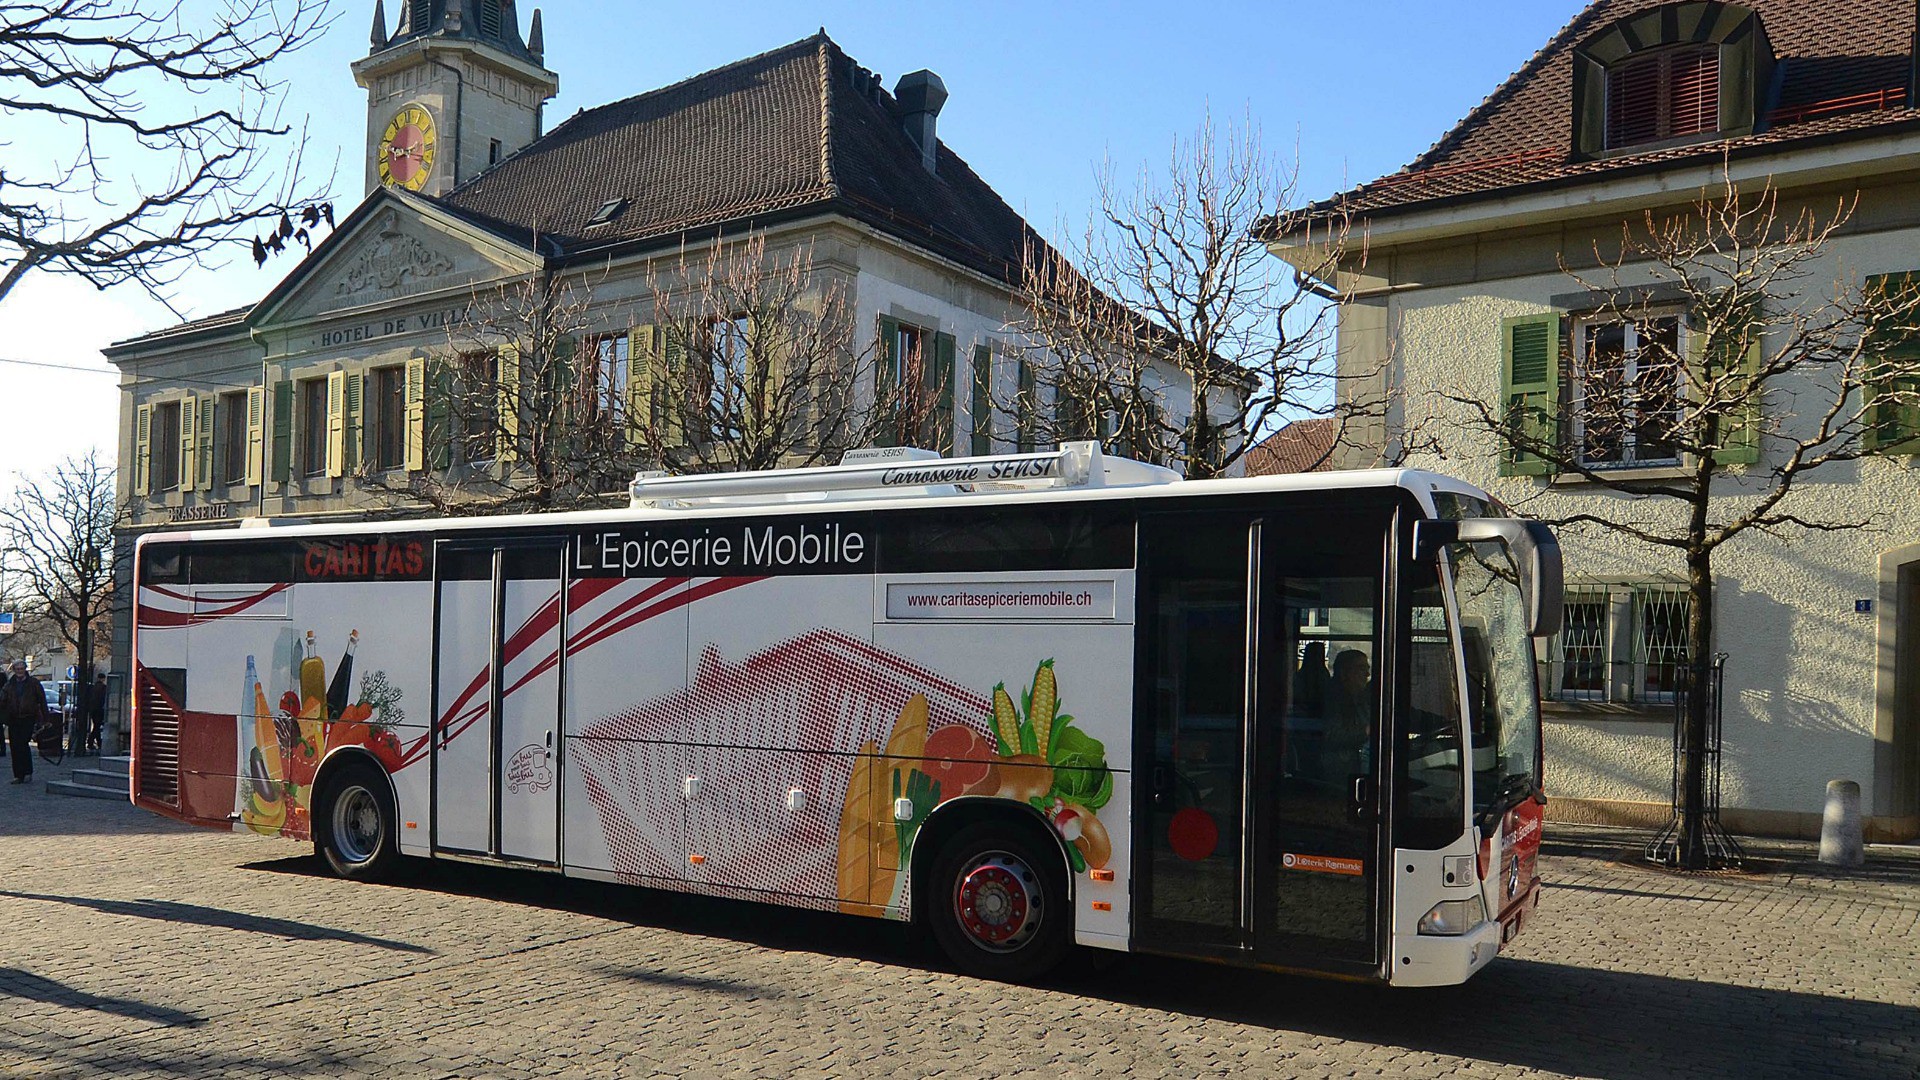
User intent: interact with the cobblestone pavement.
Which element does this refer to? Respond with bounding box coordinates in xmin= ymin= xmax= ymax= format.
xmin=2 ymin=761 xmax=1917 ymax=1079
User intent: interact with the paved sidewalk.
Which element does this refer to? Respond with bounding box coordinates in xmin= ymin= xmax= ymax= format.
xmin=1 ymin=774 xmax=1916 ymax=1078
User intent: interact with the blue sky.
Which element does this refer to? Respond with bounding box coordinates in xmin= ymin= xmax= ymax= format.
xmin=0 ymin=0 xmax=1586 ymax=486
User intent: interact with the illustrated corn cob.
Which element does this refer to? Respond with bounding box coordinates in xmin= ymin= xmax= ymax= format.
xmin=992 ymin=684 xmax=1021 ymax=756
xmin=1030 ymin=660 xmax=1058 ymax=758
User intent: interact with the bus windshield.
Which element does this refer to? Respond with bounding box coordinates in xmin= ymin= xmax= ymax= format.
xmin=1447 ymin=540 xmax=1543 ymax=821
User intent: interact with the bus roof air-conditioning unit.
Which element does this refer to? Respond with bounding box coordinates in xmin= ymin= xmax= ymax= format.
xmin=627 ymin=442 xmax=1179 ymax=508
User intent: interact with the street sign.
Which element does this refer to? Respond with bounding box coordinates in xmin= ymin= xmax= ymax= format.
xmin=0 ymin=612 xmax=13 ymax=635
xmin=66 ymin=665 xmax=77 ymax=680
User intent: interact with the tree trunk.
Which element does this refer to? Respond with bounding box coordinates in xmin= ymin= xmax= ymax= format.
xmin=1678 ymin=549 xmax=1716 ymax=869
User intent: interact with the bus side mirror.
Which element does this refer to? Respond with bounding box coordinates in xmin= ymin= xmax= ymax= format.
xmin=1414 ymin=518 xmax=1563 ymax=638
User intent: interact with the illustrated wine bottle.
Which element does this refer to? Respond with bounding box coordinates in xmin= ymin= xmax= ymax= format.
xmin=327 ymin=629 xmax=359 ymax=719
xmin=300 ymin=630 xmax=326 ymax=708
xmin=242 ymin=655 xmax=260 ymax=728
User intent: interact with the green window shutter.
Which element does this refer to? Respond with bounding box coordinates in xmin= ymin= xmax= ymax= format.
xmin=874 ymin=317 xmax=900 ymax=448
xmin=325 ymin=371 xmax=347 ymax=478
xmin=626 ymin=327 xmax=654 ymax=450
xmin=1864 ymin=273 xmax=1920 ymax=455
xmin=133 ymin=403 xmax=152 ymax=497
xmin=271 ymin=381 xmax=294 ymax=483
xmin=403 ymin=359 xmax=426 ymax=472
xmin=244 ymin=387 xmax=265 ymax=487
xmin=932 ymin=332 xmax=956 ymax=454
xmin=970 ymin=344 xmax=993 ymax=456
xmin=196 ymin=394 xmax=215 ymax=488
xmin=178 ymin=396 xmax=197 ymax=492
xmin=343 ymin=373 xmax=364 ymax=475
xmin=497 ymin=344 xmax=521 ymax=462
xmin=661 ymin=327 xmax=686 ymax=448
xmin=427 ymin=361 xmax=453 ymax=470
xmin=1498 ymin=314 xmax=1561 ymax=477
xmin=1691 ymin=295 xmax=1763 ymax=466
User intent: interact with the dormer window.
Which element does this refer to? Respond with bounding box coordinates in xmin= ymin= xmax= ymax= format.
xmin=586 ymin=198 xmax=627 ymax=228
xmin=1572 ymin=2 xmax=1773 ymax=160
xmin=1607 ymin=45 xmax=1719 ymax=148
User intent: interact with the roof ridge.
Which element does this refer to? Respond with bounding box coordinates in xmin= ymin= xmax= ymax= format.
xmin=816 ymin=36 xmax=839 ymax=198
xmin=1400 ymin=2 xmax=1608 ymax=174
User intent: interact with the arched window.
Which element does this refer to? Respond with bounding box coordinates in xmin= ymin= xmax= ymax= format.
xmin=1572 ymin=2 xmax=1773 ymax=157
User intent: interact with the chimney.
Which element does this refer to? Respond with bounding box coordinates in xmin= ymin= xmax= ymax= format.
xmin=893 ymin=70 xmax=947 ymax=175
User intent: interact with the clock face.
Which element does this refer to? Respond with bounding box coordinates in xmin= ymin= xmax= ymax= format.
xmin=377 ymin=104 xmax=437 ymax=191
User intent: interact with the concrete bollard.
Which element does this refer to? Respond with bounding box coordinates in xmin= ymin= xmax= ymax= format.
xmin=1818 ymin=780 xmax=1864 ymax=867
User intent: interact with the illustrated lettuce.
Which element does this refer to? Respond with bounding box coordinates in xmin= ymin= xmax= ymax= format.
xmin=1047 ymin=721 xmax=1112 ymax=810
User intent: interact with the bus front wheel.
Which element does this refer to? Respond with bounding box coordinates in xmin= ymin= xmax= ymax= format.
xmin=315 ymin=761 xmax=400 ymax=882
xmin=927 ymin=821 xmax=1070 ymax=983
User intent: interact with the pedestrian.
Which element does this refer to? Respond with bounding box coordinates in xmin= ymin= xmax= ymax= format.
xmin=87 ymin=672 xmax=108 ymax=755
xmin=4 ymin=659 xmax=48 ymax=783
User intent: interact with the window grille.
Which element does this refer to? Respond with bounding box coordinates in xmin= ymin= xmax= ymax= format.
xmin=1542 ymin=584 xmax=1692 ymax=705
xmin=1635 ymin=587 xmax=1690 ymax=701
xmin=1553 ymin=590 xmax=1609 ymax=700
xmin=478 ymin=0 xmax=502 ymax=37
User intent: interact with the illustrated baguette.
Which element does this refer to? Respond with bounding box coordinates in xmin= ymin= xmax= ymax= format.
xmin=836 ymin=740 xmax=892 ymax=916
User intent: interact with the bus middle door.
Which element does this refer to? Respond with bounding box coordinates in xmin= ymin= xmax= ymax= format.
xmin=431 ymin=540 xmax=565 ymax=865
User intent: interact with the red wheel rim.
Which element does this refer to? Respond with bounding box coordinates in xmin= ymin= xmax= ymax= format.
xmin=954 ymin=852 xmax=1040 ymax=952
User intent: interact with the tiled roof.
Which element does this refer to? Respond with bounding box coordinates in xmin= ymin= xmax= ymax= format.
xmin=1309 ymin=0 xmax=1919 ymax=220
xmin=104 ymin=305 xmax=251 ymax=354
xmin=1245 ymin=418 xmax=1339 ymax=476
xmin=438 ymin=33 xmax=1046 ymax=284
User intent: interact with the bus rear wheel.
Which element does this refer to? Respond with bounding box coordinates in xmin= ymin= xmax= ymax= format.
xmin=927 ymin=821 xmax=1070 ymax=983
xmin=315 ymin=761 xmax=399 ymax=882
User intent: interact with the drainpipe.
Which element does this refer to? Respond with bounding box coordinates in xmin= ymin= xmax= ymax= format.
xmin=248 ymin=325 xmax=272 ymax=520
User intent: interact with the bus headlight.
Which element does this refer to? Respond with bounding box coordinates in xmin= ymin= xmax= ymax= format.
xmin=1417 ymin=896 xmax=1487 ymax=936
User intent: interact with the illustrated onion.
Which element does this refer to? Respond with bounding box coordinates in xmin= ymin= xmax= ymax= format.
xmin=1072 ymin=808 xmax=1112 ymax=870
xmin=990 ymin=754 xmax=1053 ymax=803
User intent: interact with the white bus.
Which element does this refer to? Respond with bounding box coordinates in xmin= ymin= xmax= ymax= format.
xmin=131 ymin=443 xmax=1560 ymax=986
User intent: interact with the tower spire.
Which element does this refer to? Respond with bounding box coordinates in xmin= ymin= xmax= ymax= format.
xmin=527 ymin=8 xmax=544 ymax=61
xmin=369 ymin=0 xmax=388 ymax=52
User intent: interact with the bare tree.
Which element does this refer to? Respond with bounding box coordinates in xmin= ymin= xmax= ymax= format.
xmin=1014 ymin=111 xmax=1359 ymax=477
xmin=366 ymin=269 xmax=620 ymax=515
xmin=0 ymin=0 xmax=334 ymax=309
xmin=2 ymin=451 xmax=125 ymax=697
xmin=1443 ymin=175 xmax=1920 ymax=869
xmin=635 ymin=235 xmax=885 ymax=473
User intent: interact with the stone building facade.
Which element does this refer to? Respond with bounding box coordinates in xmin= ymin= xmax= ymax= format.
xmin=1272 ymin=0 xmax=1920 ymax=840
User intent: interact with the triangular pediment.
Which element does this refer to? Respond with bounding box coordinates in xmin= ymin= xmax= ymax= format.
xmin=252 ymin=190 xmax=541 ymax=328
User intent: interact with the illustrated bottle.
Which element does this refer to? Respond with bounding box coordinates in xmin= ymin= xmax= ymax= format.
xmin=299 ymin=630 xmax=326 ymax=709
xmin=327 ymin=630 xmax=359 ymax=719
xmin=242 ymin=655 xmax=261 ymax=733
xmin=248 ymin=656 xmax=282 ymax=788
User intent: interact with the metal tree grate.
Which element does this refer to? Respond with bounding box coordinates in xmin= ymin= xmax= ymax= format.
xmin=1646 ymin=652 xmax=1745 ymax=869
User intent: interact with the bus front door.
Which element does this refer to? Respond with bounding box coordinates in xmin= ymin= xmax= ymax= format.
xmin=431 ymin=541 xmax=566 ymax=865
xmin=1136 ymin=506 xmax=1386 ymax=978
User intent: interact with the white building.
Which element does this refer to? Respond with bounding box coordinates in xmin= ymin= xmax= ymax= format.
xmin=1271 ymin=0 xmax=1920 ymax=841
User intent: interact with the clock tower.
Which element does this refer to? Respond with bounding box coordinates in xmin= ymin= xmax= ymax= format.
xmin=352 ymin=0 xmax=559 ymax=198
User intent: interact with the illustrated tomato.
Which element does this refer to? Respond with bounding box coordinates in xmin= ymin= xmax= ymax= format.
xmin=369 ymin=729 xmax=406 ymax=771
xmin=921 ymin=724 xmax=999 ymax=800
xmin=285 ymin=731 xmax=320 ymax=791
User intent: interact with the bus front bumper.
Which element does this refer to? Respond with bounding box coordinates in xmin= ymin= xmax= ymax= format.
xmin=1389 ymin=918 xmax=1503 ymax=987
